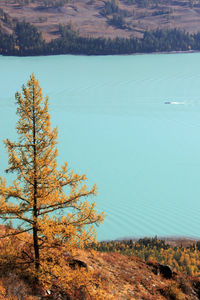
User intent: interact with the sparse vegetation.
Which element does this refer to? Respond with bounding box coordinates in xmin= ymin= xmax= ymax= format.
xmin=92 ymin=237 xmax=200 ymax=277
xmin=1 ymin=0 xmax=200 ymax=45
xmin=14 ymin=0 xmax=69 ymax=8
xmin=1 ymin=227 xmax=200 ymax=299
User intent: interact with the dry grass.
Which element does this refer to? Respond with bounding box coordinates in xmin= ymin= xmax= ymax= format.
xmin=75 ymin=249 xmax=200 ymax=299
xmin=0 ymin=225 xmax=200 ymax=299
xmin=1 ymin=0 xmax=200 ymax=41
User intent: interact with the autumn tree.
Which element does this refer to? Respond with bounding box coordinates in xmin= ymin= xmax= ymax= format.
xmin=0 ymin=74 xmax=104 ymax=287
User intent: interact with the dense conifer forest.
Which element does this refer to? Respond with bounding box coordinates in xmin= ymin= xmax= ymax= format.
xmin=0 ymin=19 xmax=200 ymax=56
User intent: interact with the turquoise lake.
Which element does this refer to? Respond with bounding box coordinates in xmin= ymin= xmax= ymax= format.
xmin=1 ymin=53 xmax=200 ymax=241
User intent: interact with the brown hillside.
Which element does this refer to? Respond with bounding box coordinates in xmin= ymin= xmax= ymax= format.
xmin=1 ymin=226 xmax=200 ymax=299
xmin=1 ymin=0 xmax=200 ymax=41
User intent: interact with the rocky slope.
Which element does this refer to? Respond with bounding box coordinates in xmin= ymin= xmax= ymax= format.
xmin=75 ymin=250 xmax=200 ymax=299
xmin=1 ymin=248 xmax=200 ymax=299
xmin=1 ymin=223 xmax=200 ymax=299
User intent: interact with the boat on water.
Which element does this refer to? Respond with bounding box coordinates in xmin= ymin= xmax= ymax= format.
xmin=164 ymin=101 xmax=184 ymax=105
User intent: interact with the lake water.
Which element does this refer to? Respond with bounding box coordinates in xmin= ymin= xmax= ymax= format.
xmin=1 ymin=53 xmax=200 ymax=241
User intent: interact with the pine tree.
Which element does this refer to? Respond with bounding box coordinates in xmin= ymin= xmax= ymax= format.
xmin=0 ymin=74 xmax=104 ymax=277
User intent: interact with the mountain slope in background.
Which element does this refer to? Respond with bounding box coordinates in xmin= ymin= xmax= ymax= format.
xmin=1 ymin=0 xmax=200 ymax=41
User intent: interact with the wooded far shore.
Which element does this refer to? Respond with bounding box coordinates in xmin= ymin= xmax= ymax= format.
xmin=1 ymin=21 xmax=200 ymax=56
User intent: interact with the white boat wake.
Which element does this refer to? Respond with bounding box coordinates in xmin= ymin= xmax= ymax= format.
xmin=164 ymin=101 xmax=185 ymax=105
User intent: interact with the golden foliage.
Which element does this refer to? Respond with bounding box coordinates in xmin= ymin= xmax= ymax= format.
xmin=0 ymin=74 xmax=104 ymax=297
xmin=0 ymin=281 xmax=6 ymax=299
xmin=162 ymin=283 xmax=186 ymax=300
xmin=95 ymin=238 xmax=200 ymax=277
xmin=1 ymin=234 xmax=200 ymax=299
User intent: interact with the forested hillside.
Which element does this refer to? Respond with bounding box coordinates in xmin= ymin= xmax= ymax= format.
xmin=1 ymin=0 xmax=200 ymax=55
xmin=94 ymin=237 xmax=200 ymax=277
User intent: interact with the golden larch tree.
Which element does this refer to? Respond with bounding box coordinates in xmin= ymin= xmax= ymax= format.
xmin=0 ymin=74 xmax=104 ymax=279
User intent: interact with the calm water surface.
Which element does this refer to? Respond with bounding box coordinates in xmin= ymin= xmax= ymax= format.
xmin=1 ymin=53 xmax=200 ymax=241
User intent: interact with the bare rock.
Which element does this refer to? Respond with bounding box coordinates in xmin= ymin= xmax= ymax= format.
xmin=148 ymin=262 xmax=173 ymax=279
xmin=158 ymin=264 xmax=173 ymax=279
xmin=68 ymin=259 xmax=88 ymax=270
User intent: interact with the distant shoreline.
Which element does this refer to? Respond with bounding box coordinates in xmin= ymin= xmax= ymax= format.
xmin=132 ymin=49 xmax=200 ymax=56
xmin=102 ymin=236 xmax=200 ymax=247
xmin=1 ymin=22 xmax=200 ymax=57
xmin=116 ymin=235 xmax=200 ymax=240
xmin=1 ymin=49 xmax=200 ymax=58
